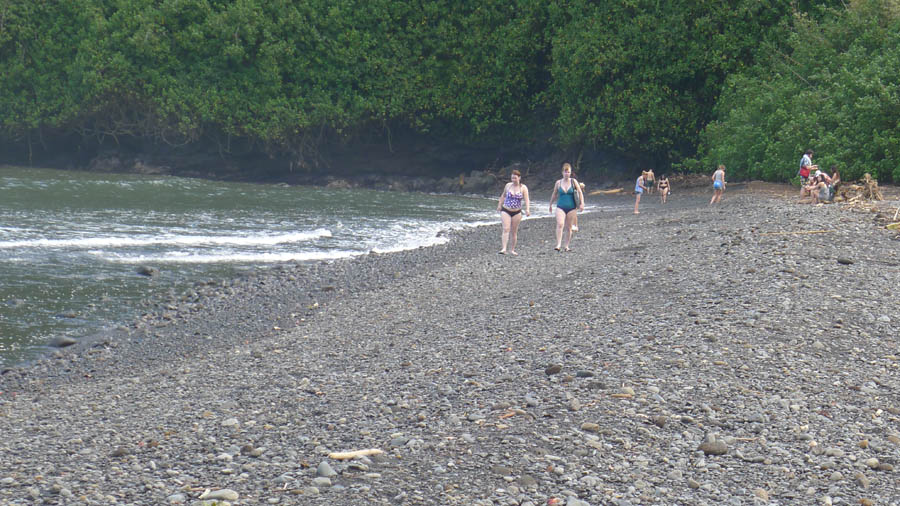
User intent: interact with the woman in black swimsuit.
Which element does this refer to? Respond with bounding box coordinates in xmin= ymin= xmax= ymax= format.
xmin=657 ymin=175 xmax=670 ymax=204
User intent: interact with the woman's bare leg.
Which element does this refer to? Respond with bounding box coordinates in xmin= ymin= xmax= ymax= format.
xmin=508 ymin=212 xmax=522 ymax=254
xmin=500 ymin=212 xmax=511 ymax=253
xmin=564 ymin=211 xmax=576 ymax=250
xmin=555 ymin=208 xmax=566 ymax=249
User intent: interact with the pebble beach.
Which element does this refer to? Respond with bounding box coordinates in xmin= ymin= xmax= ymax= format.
xmin=1 ymin=184 xmax=899 ymax=505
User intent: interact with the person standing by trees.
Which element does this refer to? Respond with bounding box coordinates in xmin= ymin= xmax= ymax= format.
xmin=496 ymin=169 xmax=530 ymax=255
xmin=798 ymin=149 xmax=815 ymax=189
xmin=549 ymin=163 xmax=584 ymax=252
xmin=645 ymin=168 xmax=655 ymax=194
xmin=633 ymin=171 xmax=648 ymax=214
xmin=710 ymin=165 xmax=726 ymax=204
xmin=657 ymin=174 xmax=670 ymax=204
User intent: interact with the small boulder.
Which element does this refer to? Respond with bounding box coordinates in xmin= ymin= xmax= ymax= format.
xmin=137 ymin=266 xmax=159 ymax=277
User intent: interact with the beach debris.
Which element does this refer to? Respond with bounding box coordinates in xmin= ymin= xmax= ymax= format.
xmin=758 ymin=230 xmax=830 ymax=236
xmin=836 ymin=173 xmax=883 ymax=203
xmin=589 ymin=188 xmax=625 ymax=195
xmin=328 ymin=448 xmax=384 ymax=460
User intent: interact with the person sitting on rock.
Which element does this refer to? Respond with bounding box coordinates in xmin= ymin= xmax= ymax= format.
xmin=810 ymin=173 xmax=830 ymax=204
xmin=828 ymin=165 xmax=841 ymax=200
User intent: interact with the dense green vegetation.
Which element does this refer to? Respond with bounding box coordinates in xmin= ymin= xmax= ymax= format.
xmin=2 ymin=0 xmax=896 ymax=181
xmin=689 ymin=0 xmax=900 ymax=183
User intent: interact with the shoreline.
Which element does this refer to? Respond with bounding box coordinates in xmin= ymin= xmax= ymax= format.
xmin=2 ymin=185 xmax=899 ymax=505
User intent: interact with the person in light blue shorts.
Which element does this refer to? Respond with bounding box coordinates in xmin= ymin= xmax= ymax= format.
xmin=633 ymin=171 xmax=648 ymax=214
xmin=710 ymin=164 xmax=726 ymax=205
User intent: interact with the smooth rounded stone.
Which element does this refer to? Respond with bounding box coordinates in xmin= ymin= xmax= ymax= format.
xmin=829 ymin=471 xmax=843 ymax=481
xmin=312 ymin=477 xmax=332 ymax=487
xmin=579 ymin=475 xmax=601 ymax=488
xmin=545 ymin=364 xmax=563 ymax=376
xmin=864 ymin=458 xmax=879 ymax=469
xmin=390 ymin=436 xmax=410 ymax=447
xmin=221 ymin=418 xmax=239 ymax=428
xmin=687 ymin=478 xmax=701 ymax=489
xmin=575 ymin=370 xmax=594 ymax=378
xmin=0 ymin=477 xmax=16 ymax=486
xmin=566 ymin=499 xmax=590 ymax=506
xmin=819 ymin=459 xmax=837 ymax=470
xmin=581 ymin=423 xmax=600 ymax=433
xmin=166 ymin=493 xmax=187 ymax=503
xmin=200 ymin=489 xmax=239 ymax=501
xmin=854 ymin=472 xmax=870 ymax=488
xmin=698 ymin=440 xmax=728 ymax=456
xmin=49 ymin=336 xmax=78 ymax=348
xmin=316 ymin=461 xmax=338 ymax=478
xmin=517 ymin=475 xmax=538 ymax=489
xmin=824 ymin=448 xmax=844 ymax=458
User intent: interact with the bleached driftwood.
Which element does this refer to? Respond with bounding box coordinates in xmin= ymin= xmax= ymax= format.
xmin=328 ymin=448 xmax=384 ymax=460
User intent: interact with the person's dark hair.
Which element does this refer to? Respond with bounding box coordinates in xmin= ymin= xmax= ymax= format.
xmin=511 ymin=169 xmax=521 ymax=177
xmin=805 ymin=149 xmax=814 ymax=156
xmin=830 ymin=164 xmax=837 ymax=171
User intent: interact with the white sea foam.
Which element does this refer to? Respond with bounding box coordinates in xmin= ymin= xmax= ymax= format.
xmin=0 ymin=229 xmax=332 ymax=249
xmin=98 ymin=249 xmax=362 ymax=264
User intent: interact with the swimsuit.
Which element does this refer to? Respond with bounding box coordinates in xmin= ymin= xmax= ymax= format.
xmin=713 ymin=170 xmax=724 ymax=190
xmin=557 ymin=183 xmax=576 ymax=213
xmin=503 ymin=187 xmax=524 ymax=210
xmin=635 ymin=177 xmax=644 ymax=194
xmin=659 ymin=180 xmax=669 ymax=192
xmin=502 ymin=186 xmax=524 ymax=217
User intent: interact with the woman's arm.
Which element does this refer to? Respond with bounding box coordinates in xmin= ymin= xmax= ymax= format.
xmin=574 ymin=179 xmax=585 ymax=210
xmin=497 ymin=183 xmax=509 ymax=210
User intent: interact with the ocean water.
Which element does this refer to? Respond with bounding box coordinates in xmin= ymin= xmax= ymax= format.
xmin=0 ymin=166 xmax=508 ymax=366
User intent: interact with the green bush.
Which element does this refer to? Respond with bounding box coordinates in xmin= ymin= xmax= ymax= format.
xmin=696 ymin=0 xmax=900 ymax=183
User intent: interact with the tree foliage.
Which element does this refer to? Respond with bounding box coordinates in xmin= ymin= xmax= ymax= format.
xmin=693 ymin=0 xmax=900 ymax=182
xmin=4 ymin=0 xmax=880 ymax=178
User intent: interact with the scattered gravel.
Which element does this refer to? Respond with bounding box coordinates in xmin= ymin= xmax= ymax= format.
xmin=1 ymin=185 xmax=899 ymax=505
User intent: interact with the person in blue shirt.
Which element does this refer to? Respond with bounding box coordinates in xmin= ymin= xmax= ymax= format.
xmin=633 ymin=171 xmax=648 ymax=214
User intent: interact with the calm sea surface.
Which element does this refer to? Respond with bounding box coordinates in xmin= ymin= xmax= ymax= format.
xmin=1 ymin=166 xmax=515 ymax=366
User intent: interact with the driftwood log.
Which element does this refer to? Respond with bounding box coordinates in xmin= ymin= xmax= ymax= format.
xmin=328 ymin=448 xmax=384 ymax=460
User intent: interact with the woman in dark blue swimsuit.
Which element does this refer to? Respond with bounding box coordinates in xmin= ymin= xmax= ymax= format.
xmin=548 ymin=163 xmax=584 ymax=252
